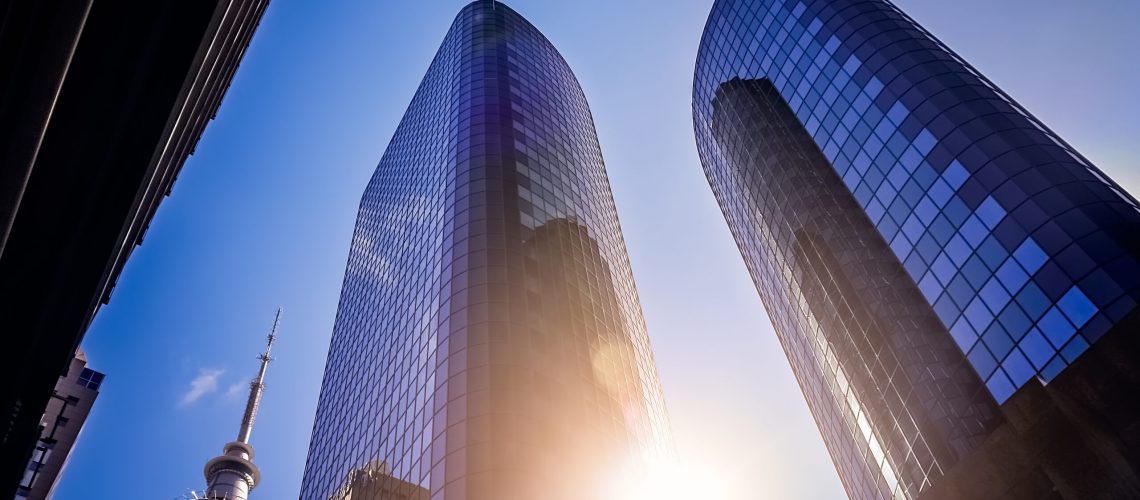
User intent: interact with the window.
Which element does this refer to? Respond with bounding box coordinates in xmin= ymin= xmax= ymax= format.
xmin=78 ymin=368 xmax=104 ymax=390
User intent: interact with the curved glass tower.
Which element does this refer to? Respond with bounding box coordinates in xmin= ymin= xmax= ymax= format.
xmin=301 ymin=2 xmax=669 ymax=499
xmin=694 ymin=0 xmax=1140 ymax=498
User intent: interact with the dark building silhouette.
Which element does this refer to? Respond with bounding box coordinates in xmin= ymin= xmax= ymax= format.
xmin=301 ymin=2 xmax=669 ymax=499
xmin=694 ymin=1 xmax=1140 ymax=498
xmin=14 ymin=350 xmax=103 ymax=500
xmin=0 ymin=1 xmax=269 ymax=494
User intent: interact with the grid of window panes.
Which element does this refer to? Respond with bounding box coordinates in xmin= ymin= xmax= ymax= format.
xmin=301 ymin=2 xmax=669 ymax=499
xmin=695 ymin=0 xmax=1140 ymax=497
xmin=709 ymin=77 xmax=1002 ymax=499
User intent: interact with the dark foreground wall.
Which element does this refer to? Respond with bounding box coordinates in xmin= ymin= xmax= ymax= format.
xmin=0 ymin=1 xmax=269 ymax=495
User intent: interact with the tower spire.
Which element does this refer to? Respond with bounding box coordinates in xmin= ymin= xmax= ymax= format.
xmin=201 ymin=309 xmax=281 ymax=500
xmin=238 ymin=308 xmax=279 ymax=444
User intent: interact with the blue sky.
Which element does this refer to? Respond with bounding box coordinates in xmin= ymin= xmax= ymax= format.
xmin=56 ymin=1 xmax=1138 ymax=499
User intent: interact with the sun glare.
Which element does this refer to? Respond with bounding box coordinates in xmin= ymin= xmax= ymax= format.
xmin=607 ymin=453 xmax=739 ymax=500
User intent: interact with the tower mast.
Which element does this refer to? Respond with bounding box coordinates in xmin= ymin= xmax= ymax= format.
xmin=201 ymin=309 xmax=281 ymax=500
xmin=238 ymin=309 xmax=278 ymax=444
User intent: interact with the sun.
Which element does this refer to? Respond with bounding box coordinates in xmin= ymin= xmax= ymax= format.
xmin=606 ymin=453 xmax=739 ymax=500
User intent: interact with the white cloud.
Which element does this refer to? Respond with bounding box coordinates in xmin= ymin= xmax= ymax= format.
xmin=226 ymin=381 xmax=247 ymax=400
xmin=179 ymin=369 xmax=224 ymax=407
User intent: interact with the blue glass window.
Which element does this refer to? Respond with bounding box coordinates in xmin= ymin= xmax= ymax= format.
xmin=976 ymin=196 xmax=1007 ymax=229
xmin=986 ymin=371 xmax=1016 ymax=403
xmin=1016 ymin=283 xmax=1051 ymax=320
xmin=980 ymin=277 xmax=1011 ymax=313
xmin=1013 ymin=238 xmax=1048 ymax=275
xmin=865 ymin=76 xmax=883 ymax=98
xmin=950 ymin=317 xmax=978 ymax=351
xmin=943 ymin=160 xmax=969 ymax=189
xmin=919 ymin=272 xmax=943 ymax=302
xmin=914 ymin=130 xmax=937 ymax=156
xmin=1057 ymin=286 xmax=1097 ymax=328
xmin=943 ymin=198 xmax=971 ymax=227
xmin=968 ymin=344 xmax=998 ymax=379
xmin=961 ymin=255 xmax=989 ymax=290
xmin=1038 ymin=308 xmax=1076 ymax=348
xmin=931 ymin=253 xmax=956 ymax=285
xmin=1060 ymin=336 xmax=1089 ymax=363
xmin=887 ymin=102 xmax=909 ymax=125
xmin=1002 ymin=349 xmax=1036 ymax=386
xmin=965 ymin=297 xmax=994 ymax=332
xmin=982 ymin=323 xmax=1014 ymax=361
xmin=960 ymin=215 xmax=988 ymax=249
xmin=1019 ymin=328 xmax=1054 ymax=370
xmin=1041 ymin=356 xmax=1067 ymax=381
xmin=928 ymin=179 xmax=953 ymax=208
xmin=996 ymin=258 xmax=1030 ymax=294
xmin=945 ymin=235 xmax=971 ymax=266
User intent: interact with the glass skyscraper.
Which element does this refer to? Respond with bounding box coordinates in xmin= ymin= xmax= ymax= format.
xmin=301 ymin=2 xmax=669 ymax=499
xmin=694 ymin=0 xmax=1140 ymax=498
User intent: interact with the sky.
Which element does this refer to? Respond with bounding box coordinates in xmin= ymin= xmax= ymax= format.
xmin=55 ymin=1 xmax=1138 ymax=499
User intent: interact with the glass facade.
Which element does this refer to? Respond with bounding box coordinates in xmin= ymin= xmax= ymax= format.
xmin=301 ymin=2 xmax=669 ymax=499
xmin=694 ymin=0 xmax=1140 ymax=498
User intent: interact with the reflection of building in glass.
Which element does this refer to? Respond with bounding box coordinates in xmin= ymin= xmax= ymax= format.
xmin=332 ymin=462 xmax=429 ymax=500
xmin=709 ymin=78 xmax=999 ymax=497
xmin=695 ymin=1 xmax=1140 ymax=498
xmin=16 ymin=350 xmax=103 ymax=500
xmin=301 ymin=2 xmax=669 ymax=499
xmin=515 ymin=218 xmax=643 ymax=496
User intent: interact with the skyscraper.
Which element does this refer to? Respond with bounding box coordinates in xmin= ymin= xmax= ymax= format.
xmin=693 ymin=1 xmax=1140 ymax=498
xmin=301 ymin=2 xmax=669 ymax=499
xmin=15 ymin=350 xmax=103 ymax=500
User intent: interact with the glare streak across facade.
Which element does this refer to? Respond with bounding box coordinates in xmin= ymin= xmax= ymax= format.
xmin=301 ymin=2 xmax=669 ymax=499
xmin=694 ymin=0 xmax=1140 ymax=498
